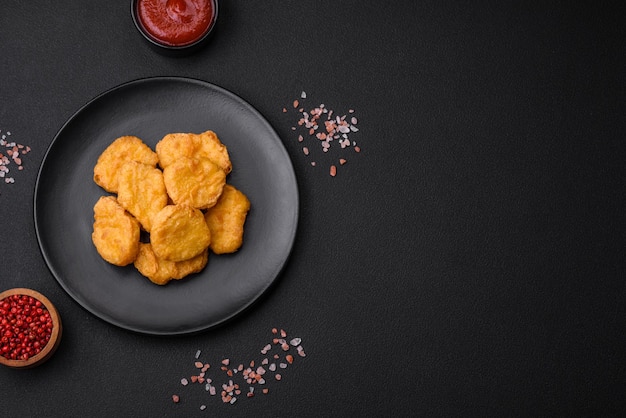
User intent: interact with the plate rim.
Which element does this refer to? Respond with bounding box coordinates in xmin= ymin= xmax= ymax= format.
xmin=33 ymin=76 xmax=299 ymax=335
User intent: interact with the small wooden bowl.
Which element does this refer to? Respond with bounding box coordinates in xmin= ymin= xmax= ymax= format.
xmin=0 ymin=288 xmax=62 ymax=369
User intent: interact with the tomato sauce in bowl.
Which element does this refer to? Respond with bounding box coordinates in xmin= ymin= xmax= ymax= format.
xmin=132 ymin=0 xmax=217 ymax=54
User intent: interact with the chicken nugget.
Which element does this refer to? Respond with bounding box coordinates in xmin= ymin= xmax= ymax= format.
xmin=150 ymin=204 xmax=211 ymax=262
xmin=204 ymin=184 xmax=251 ymax=254
xmin=117 ymin=161 xmax=168 ymax=232
xmin=134 ymin=243 xmax=178 ymax=285
xmin=92 ymin=196 xmax=140 ymax=266
xmin=173 ymin=247 xmax=209 ymax=279
xmin=162 ymin=157 xmax=226 ymax=210
xmin=134 ymin=243 xmax=209 ymax=285
xmin=156 ymin=130 xmax=232 ymax=174
xmin=93 ymin=136 xmax=159 ymax=193
xmin=195 ymin=130 xmax=232 ymax=174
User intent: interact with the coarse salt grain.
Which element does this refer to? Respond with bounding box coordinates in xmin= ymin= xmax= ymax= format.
xmin=173 ymin=328 xmax=306 ymax=409
xmin=297 ymin=346 xmax=306 ymax=357
xmin=0 ymin=130 xmax=31 ymax=193
xmin=283 ymin=93 xmax=360 ymax=178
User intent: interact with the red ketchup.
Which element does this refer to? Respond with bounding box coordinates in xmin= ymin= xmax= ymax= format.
xmin=137 ymin=0 xmax=214 ymax=47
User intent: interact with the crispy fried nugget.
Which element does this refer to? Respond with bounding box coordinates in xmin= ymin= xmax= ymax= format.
xmin=174 ymin=248 xmax=209 ymax=279
xmin=150 ymin=204 xmax=211 ymax=262
xmin=91 ymin=196 xmax=140 ymax=266
xmin=162 ymin=157 xmax=226 ymax=210
xmin=117 ymin=161 xmax=168 ymax=232
xmin=204 ymin=184 xmax=251 ymax=254
xmin=156 ymin=130 xmax=232 ymax=174
xmin=93 ymin=136 xmax=159 ymax=193
xmin=134 ymin=243 xmax=209 ymax=285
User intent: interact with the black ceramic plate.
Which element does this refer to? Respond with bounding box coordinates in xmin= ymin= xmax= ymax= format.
xmin=34 ymin=77 xmax=298 ymax=335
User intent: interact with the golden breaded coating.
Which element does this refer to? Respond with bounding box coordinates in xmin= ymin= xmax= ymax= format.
xmin=93 ymin=136 xmax=159 ymax=193
xmin=204 ymin=184 xmax=251 ymax=254
xmin=162 ymin=157 xmax=226 ymax=210
xmin=134 ymin=243 xmax=209 ymax=285
xmin=91 ymin=196 xmax=140 ymax=266
xmin=134 ymin=243 xmax=177 ymax=285
xmin=117 ymin=161 xmax=168 ymax=232
xmin=174 ymin=248 xmax=209 ymax=279
xmin=150 ymin=204 xmax=211 ymax=262
xmin=155 ymin=130 xmax=232 ymax=174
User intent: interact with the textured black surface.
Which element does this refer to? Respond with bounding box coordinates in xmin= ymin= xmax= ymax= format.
xmin=0 ymin=1 xmax=624 ymax=417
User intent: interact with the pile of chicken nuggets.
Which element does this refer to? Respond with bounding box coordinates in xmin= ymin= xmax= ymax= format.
xmin=91 ymin=130 xmax=250 ymax=285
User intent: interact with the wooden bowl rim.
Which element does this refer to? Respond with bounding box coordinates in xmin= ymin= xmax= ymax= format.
xmin=0 ymin=288 xmax=62 ymax=369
